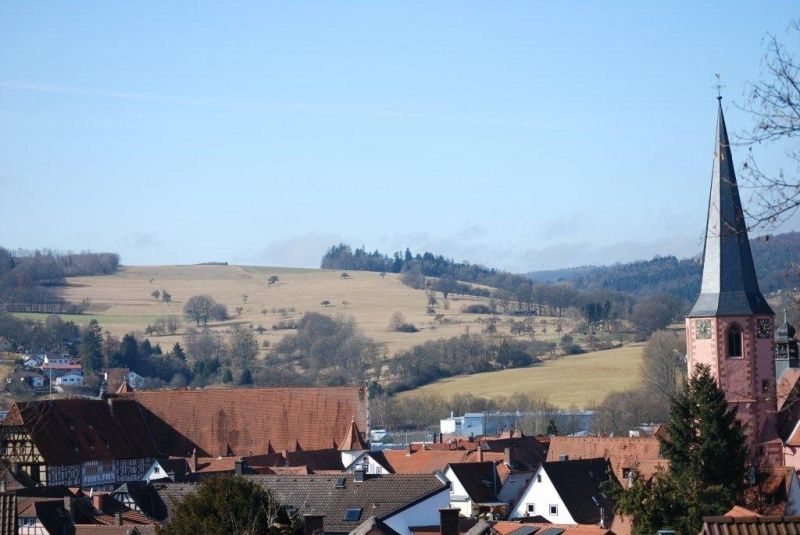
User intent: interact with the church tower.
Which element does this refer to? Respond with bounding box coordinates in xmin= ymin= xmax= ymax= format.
xmin=685 ymin=97 xmax=780 ymax=463
xmin=774 ymin=310 xmax=798 ymax=380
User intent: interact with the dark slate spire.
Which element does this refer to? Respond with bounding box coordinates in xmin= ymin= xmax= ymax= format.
xmin=687 ymin=98 xmax=773 ymax=317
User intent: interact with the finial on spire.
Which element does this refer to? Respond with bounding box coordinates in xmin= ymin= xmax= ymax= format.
xmin=713 ymin=73 xmax=725 ymax=101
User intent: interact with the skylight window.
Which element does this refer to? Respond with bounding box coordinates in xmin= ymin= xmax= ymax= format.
xmin=344 ymin=508 xmax=362 ymax=521
xmin=335 ymin=477 xmax=346 ymax=489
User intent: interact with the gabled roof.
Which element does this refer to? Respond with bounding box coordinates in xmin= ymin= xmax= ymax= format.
xmin=156 ymin=474 xmax=449 ymax=533
xmin=778 ymin=370 xmax=800 ymax=412
xmin=339 ymin=421 xmax=368 ymax=451
xmin=111 ymin=482 xmax=168 ymax=522
xmin=350 ymin=516 xmax=402 ymax=535
xmin=546 ymin=436 xmax=665 ymax=481
xmin=688 ymin=98 xmax=773 ymax=317
xmin=447 ymin=462 xmax=501 ymax=504
xmin=122 ymin=386 xmax=367 ymax=457
xmin=542 ymin=458 xmax=614 ymax=526
xmin=2 ymin=399 xmax=159 ymax=465
xmin=382 ymin=449 xmax=469 ymax=474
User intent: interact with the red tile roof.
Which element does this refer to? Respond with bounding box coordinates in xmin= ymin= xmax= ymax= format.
xmin=120 ymin=386 xmax=367 ymax=457
xmin=700 ymin=515 xmax=800 ymax=534
xmin=490 ymin=521 xmax=612 ymax=535
xmin=546 ymin=436 xmax=666 ymax=480
xmin=381 ymin=449 xmax=469 ymax=474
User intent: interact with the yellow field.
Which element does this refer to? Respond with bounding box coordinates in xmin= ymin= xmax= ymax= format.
xmin=400 ymin=343 xmax=645 ymax=408
xmin=18 ymin=265 xmax=573 ymax=354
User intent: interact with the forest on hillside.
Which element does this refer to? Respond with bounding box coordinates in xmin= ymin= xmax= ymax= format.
xmin=529 ymin=231 xmax=800 ymax=300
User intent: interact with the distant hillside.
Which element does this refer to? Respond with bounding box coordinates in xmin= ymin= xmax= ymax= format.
xmin=528 ymin=231 xmax=800 ymax=300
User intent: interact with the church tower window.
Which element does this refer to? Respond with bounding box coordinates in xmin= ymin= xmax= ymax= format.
xmin=727 ymin=325 xmax=742 ymax=358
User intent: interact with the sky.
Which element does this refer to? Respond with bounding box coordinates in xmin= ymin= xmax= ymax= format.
xmin=1 ymin=2 xmax=798 ymax=272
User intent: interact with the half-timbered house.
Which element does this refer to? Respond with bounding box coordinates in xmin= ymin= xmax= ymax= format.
xmin=0 ymin=399 xmax=159 ymax=490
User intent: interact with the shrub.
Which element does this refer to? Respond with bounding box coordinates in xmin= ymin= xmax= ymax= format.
xmin=462 ymin=304 xmax=494 ymax=314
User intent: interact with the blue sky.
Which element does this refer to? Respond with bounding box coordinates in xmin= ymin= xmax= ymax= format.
xmin=1 ymin=2 xmax=797 ymax=271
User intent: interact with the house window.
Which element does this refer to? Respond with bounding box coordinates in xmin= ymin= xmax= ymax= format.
xmin=375 ymin=466 xmax=382 ymax=475
xmin=344 ymin=508 xmax=363 ymax=522
xmin=549 ymin=504 xmax=558 ymax=516
xmin=762 ymin=380 xmax=770 ymax=393
xmin=537 ymin=474 xmax=542 ymax=482
xmin=622 ymin=468 xmax=633 ymax=479
xmin=728 ymin=325 xmax=742 ymax=357
xmin=527 ymin=503 xmax=535 ymax=515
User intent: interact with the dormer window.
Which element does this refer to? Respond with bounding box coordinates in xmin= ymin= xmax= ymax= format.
xmin=728 ymin=325 xmax=742 ymax=358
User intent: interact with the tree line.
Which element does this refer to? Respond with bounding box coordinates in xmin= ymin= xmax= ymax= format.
xmin=0 ymin=247 xmax=119 ymax=313
xmin=529 ymin=231 xmax=800 ymax=301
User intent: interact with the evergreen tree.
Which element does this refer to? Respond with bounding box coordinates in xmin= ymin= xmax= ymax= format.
xmin=172 ymin=342 xmax=186 ymax=361
xmin=612 ymin=364 xmax=748 ymax=534
xmin=80 ymin=319 xmax=103 ymax=374
xmin=239 ymin=369 xmax=253 ymax=386
xmin=661 ymin=364 xmax=748 ymax=496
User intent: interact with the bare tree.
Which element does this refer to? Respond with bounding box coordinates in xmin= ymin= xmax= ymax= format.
xmin=739 ymin=21 xmax=800 ymax=227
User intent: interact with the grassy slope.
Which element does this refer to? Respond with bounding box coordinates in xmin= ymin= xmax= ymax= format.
xmin=400 ymin=343 xmax=645 ymax=409
xmin=18 ymin=265 xmax=574 ymax=353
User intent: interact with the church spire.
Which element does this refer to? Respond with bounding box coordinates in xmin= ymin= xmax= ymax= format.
xmin=687 ymin=98 xmax=773 ymax=317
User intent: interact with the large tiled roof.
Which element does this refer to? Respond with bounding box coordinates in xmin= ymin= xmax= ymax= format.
xmin=2 ymin=399 xmax=159 ymax=465
xmin=542 ymin=458 xmax=614 ymax=526
xmin=121 ymin=386 xmax=367 ymax=457
xmin=546 ymin=436 xmax=665 ymax=481
xmin=700 ymin=515 xmax=800 ymax=535
xmin=156 ymin=474 xmax=448 ymax=533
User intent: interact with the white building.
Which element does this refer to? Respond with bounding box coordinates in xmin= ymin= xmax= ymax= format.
xmin=509 ymin=458 xmax=612 ymax=526
xmin=443 ymin=462 xmax=504 ymax=517
xmin=55 ymin=373 xmax=83 ymax=386
xmin=440 ymin=413 xmax=485 ymax=437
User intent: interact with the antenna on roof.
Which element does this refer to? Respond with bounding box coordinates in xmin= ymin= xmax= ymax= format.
xmin=713 ymin=73 xmax=725 ymax=101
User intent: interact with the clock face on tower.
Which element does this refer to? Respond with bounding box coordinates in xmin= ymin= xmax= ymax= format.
xmin=696 ymin=320 xmax=711 ymax=339
xmin=756 ymin=319 xmax=772 ymax=339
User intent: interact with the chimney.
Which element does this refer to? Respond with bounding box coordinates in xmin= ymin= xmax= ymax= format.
xmin=439 ymin=508 xmax=460 ymax=535
xmin=559 ymin=454 xmax=569 ymax=462
xmin=190 ymin=448 xmax=198 ymax=472
xmin=478 ymin=446 xmax=483 ymax=463
xmin=92 ymin=494 xmax=103 ymax=512
xmin=504 ymin=447 xmax=512 ymax=467
xmin=235 ymin=459 xmax=246 ymax=475
xmin=354 ymin=467 xmax=365 ymax=483
xmin=115 ymin=512 xmax=123 ymax=526
xmin=303 ymin=514 xmax=324 ymax=535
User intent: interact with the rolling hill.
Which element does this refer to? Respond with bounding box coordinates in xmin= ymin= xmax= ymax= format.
xmin=17 ymin=264 xmax=575 ymax=354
